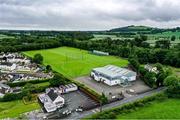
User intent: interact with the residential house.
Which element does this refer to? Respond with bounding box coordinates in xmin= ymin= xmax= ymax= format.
xmin=39 ymin=89 xmax=65 ymax=113
xmin=0 ymin=83 xmax=11 ymax=97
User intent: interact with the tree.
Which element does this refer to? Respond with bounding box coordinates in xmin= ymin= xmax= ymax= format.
xmin=164 ymin=76 xmax=180 ymax=98
xmin=171 ymin=35 xmax=176 ymax=41
xmin=33 ymin=53 xmax=43 ymax=64
xmin=22 ymin=83 xmax=35 ymax=101
xmin=164 ymin=76 xmax=179 ymax=86
xmin=99 ymin=92 xmax=108 ymax=111
xmin=49 ymin=73 xmax=66 ymax=87
xmin=46 ymin=65 xmax=52 ymax=72
xmin=128 ymin=58 xmax=140 ymax=70
xmin=140 ymin=34 xmax=148 ymax=41
xmin=144 ymin=72 xmax=157 ymax=88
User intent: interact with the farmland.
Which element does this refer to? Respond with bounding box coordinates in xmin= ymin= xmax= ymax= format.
xmin=24 ymin=47 xmax=129 ymax=78
xmin=91 ymin=34 xmax=134 ymax=40
xmin=92 ymin=33 xmax=180 ymax=46
xmin=117 ymin=99 xmax=180 ymax=119
xmin=0 ymin=100 xmax=40 ymax=119
xmin=0 ymin=34 xmax=14 ymax=39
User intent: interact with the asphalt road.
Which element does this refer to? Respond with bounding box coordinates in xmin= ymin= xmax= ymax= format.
xmin=68 ymin=87 xmax=165 ymax=119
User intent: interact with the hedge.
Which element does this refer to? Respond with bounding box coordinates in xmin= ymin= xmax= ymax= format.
xmin=0 ymin=85 xmax=49 ymax=102
xmin=89 ymin=92 xmax=167 ymax=119
xmin=7 ymin=79 xmax=50 ymax=87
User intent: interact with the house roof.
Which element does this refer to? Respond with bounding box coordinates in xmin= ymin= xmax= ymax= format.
xmin=0 ymin=83 xmax=10 ymax=89
xmin=0 ymin=62 xmax=13 ymax=66
xmin=47 ymin=89 xmax=58 ymax=102
xmin=93 ymin=65 xmax=136 ymax=78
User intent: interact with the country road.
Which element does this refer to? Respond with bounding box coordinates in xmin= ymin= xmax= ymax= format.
xmin=68 ymin=87 xmax=165 ymax=119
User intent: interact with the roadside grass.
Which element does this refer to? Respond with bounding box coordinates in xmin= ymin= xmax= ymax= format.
xmin=117 ymin=98 xmax=180 ymax=119
xmin=24 ymin=47 xmax=129 ymax=78
xmin=0 ymin=100 xmax=40 ymax=119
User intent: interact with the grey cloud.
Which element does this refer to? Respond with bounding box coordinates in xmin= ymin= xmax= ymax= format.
xmin=0 ymin=0 xmax=180 ymax=30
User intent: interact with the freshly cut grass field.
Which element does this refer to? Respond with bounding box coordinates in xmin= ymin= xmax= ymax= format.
xmin=24 ymin=47 xmax=128 ymax=78
xmin=0 ymin=100 xmax=40 ymax=119
xmin=117 ymin=99 xmax=180 ymax=119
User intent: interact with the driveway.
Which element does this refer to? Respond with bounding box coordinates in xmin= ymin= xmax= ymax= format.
xmin=69 ymin=87 xmax=165 ymax=119
xmin=75 ymin=76 xmax=152 ymax=99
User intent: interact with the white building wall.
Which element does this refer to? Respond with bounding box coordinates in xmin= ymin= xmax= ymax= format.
xmin=91 ymin=70 xmax=137 ymax=86
xmin=91 ymin=72 xmax=100 ymax=81
xmin=53 ymin=96 xmax=65 ymax=108
xmin=128 ymin=76 xmax=136 ymax=81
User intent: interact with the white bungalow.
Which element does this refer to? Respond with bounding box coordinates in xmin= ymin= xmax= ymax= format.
xmin=38 ymin=89 xmax=65 ymax=113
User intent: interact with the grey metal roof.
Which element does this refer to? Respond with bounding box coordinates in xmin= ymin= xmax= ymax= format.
xmin=93 ymin=65 xmax=136 ymax=78
xmin=47 ymin=89 xmax=58 ymax=102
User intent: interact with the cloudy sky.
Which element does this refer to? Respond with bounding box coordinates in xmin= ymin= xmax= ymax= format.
xmin=0 ymin=0 xmax=180 ymax=30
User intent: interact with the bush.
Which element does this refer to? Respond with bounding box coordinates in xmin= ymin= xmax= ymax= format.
xmin=49 ymin=73 xmax=67 ymax=87
xmin=164 ymin=76 xmax=180 ymax=98
xmin=1 ymin=92 xmax=26 ymax=102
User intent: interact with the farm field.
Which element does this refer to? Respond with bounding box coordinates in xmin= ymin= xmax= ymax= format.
xmin=0 ymin=34 xmax=14 ymax=39
xmin=91 ymin=33 xmax=180 ymax=46
xmin=117 ymin=99 xmax=180 ymax=119
xmin=91 ymin=34 xmax=134 ymax=40
xmin=150 ymin=31 xmax=180 ymax=38
xmin=24 ymin=47 xmax=129 ymax=78
xmin=0 ymin=100 xmax=40 ymax=119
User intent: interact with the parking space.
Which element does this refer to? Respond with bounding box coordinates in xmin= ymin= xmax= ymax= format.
xmin=63 ymin=90 xmax=98 ymax=110
xmin=75 ymin=76 xmax=152 ymax=99
xmin=47 ymin=90 xmax=98 ymax=119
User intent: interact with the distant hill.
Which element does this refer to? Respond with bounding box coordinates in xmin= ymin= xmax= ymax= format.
xmin=109 ymin=25 xmax=180 ymax=34
xmin=109 ymin=25 xmax=155 ymax=33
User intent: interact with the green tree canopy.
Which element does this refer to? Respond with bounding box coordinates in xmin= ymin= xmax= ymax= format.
xmin=49 ymin=73 xmax=66 ymax=87
xmin=33 ymin=53 xmax=43 ymax=64
xmin=164 ymin=76 xmax=179 ymax=86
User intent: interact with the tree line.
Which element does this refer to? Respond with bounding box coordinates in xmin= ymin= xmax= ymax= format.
xmin=0 ymin=31 xmax=179 ymax=67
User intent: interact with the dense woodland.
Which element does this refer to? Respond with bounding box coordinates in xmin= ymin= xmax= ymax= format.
xmin=0 ymin=30 xmax=179 ymax=68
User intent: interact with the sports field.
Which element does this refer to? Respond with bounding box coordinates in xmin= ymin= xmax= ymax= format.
xmin=24 ymin=47 xmax=129 ymax=78
xmin=117 ymin=99 xmax=180 ymax=119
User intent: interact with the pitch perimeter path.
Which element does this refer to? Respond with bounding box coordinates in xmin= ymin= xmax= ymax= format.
xmin=68 ymin=87 xmax=165 ymax=119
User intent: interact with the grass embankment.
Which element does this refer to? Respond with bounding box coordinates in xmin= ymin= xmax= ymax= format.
xmin=24 ymin=47 xmax=128 ymax=78
xmin=0 ymin=100 xmax=40 ymax=119
xmin=117 ymin=98 xmax=180 ymax=119
xmin=89 ymin=93 xmax=180 ymax=119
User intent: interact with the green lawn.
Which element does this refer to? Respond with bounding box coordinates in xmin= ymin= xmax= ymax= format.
xmin=117 ymin=99 xmax=180 ymax=119
xmin=24 ymin=47 xmax=129 ymax=78
xmin=34 ymin=82 xmax=50 ymax=87
xmin=0 ymin=100 xmax=40 ymax=119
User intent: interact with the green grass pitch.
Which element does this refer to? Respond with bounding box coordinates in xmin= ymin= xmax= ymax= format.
xmin=24 ymin=47 xmax=129 ymax=78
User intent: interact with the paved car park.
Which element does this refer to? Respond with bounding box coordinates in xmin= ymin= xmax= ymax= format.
xmin=75 ymin=76 xmax=152 ymax=99
xmin=47 ymin=90 xmax=98 ymax=119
